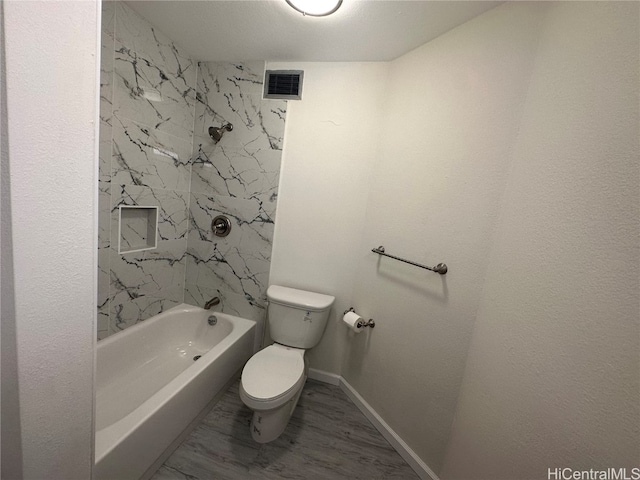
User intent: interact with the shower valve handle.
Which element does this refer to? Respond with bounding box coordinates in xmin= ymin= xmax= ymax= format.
xmin=212 ymin=215 xmax=232 ymax=237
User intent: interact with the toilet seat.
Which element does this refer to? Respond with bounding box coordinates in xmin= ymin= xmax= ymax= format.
xmin=240 ymin=344 xmax=306 ymax=410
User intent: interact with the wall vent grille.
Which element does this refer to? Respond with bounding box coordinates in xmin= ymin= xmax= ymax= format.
xmin=264 ymin=70 xmax=303 ymax=100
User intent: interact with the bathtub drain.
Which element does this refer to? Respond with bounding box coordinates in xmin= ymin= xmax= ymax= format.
xmin=193 ymin=355 xmax=201 ymax=361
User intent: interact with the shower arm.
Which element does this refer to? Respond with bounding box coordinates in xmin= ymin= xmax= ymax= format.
xmin=208 ymin=123 xmax=234 ymax=143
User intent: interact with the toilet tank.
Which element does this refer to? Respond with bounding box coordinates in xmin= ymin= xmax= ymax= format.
xmin=267 ymin=285 xmax=335 ymax=349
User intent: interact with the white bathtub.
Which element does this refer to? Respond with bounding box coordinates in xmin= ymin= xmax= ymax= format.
xmin=95 ymin=304 xmax=256 ymax=480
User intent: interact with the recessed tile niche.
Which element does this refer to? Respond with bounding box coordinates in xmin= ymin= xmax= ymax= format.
xmin=118 ymin=206 xmax=158 ymax=254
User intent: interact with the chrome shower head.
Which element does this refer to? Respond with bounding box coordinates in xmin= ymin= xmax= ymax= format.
xmin=208 ymin=123 xmax=233 ymax=143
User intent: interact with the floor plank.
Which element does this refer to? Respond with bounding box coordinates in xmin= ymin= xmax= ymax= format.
xmin=151 ymin=379 xmax=419 ymax=479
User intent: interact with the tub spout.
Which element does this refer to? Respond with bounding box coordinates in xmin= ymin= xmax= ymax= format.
xmin=204 ymin=297 xmax=220 ymax=310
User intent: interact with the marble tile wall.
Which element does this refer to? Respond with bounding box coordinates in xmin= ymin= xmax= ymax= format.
xmin=98 ymin=1 xmax=115 ymax=339
xmin=98 ymin=4 xmax=287 ymax=341
xmin=98 ymin=2 xmax=196 ymax=339
xmin=184 ymin=62 xmax=287 ymax=338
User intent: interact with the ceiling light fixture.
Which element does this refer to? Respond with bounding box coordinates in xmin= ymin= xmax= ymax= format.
xmin=285 ymin=0 xmax=343 ymax=17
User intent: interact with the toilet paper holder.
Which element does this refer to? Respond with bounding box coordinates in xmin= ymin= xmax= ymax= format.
xmin=344 ymin=307 xmax=375 ymax=328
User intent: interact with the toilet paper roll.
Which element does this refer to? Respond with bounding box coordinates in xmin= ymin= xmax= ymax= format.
xmin=343 ymin=311 xmax=364 ymax=333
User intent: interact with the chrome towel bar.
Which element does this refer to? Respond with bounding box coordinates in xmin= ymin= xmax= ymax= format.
xmin=372 ymin=246 xmax=448 ymax=275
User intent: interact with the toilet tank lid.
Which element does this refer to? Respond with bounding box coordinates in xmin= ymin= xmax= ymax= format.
xmin=267 ymin=285 xmax=335 ymax=312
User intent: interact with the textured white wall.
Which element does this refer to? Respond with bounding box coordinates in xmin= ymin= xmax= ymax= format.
xmin=440 ymin=2 xmax=640 ymax=478
xmin=2 ymin=1 xmax=99 ymax=478
xmin=254 ymin=2 xmax=640 ymax=476
xmin=342 ymin=3 xmax=547 ymax=474
xmin=268 ymin=62 xmax=388 ymax=373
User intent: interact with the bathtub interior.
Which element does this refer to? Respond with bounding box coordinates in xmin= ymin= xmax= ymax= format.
xmin=96 ymin=306 xmax=246 ymax=431
xmin=94 ymin=305 xmax=257 ymax=480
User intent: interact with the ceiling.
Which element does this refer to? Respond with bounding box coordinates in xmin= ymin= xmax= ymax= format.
xmin=126 ymin=0 xmax=501 ymax=62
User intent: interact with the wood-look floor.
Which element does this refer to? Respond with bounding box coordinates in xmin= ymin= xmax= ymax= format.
xmin=151 ymin=379 xmax=420 ymax=479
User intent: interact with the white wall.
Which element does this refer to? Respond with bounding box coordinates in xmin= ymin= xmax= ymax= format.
xmin=270 ymin=3 xmax=639 ymax=477
xmin=2 ymin=1 xmax=99 ymax=478
xmin=343 ymin=3 xmax=547 ymax=474
xmin=268 ymin=62 xmax=388 ymax=373
xmin=440 ymin=2 xmax=640 ymax=478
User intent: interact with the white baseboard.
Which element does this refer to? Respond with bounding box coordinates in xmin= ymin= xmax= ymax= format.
xmin=308 ymin=369 xmax=438 ymax=480
xmin=307 ymin=368 xmax=341 ymax=386
xmin=339 ymin=378 xmax=439 ymax=480
xmin=339 ymin=378 xmax=438 ymax=480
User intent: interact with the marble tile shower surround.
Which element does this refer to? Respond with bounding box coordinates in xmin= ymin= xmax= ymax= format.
xmin=184 ymin=61 xmax=286 ymax=325
xmin=98 ymin=1 xmax=116 ymax=339
xmin=192 ymin=61 xmax=287 ymax=152
xmin=98 ymin=3 xmax=287 ymax=339
xmin=98 ymin=1 xmax=197 ymax=338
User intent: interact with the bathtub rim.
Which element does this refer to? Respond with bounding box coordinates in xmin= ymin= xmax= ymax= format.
xmin=97 ymin=303 xmax=205 ymax=348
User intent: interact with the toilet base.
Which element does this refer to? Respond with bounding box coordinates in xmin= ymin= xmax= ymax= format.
xmin=249 ymin=377 xmax=305 ymax=443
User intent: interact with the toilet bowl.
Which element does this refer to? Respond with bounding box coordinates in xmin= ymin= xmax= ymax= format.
xmin=239 ymin=344 xmax=307 ymax=443
xmin=239 ymin=285 xmax=334 ymax=443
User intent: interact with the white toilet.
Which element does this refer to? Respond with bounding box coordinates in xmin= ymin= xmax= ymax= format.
xmin=239 ymin=285 xmax=335 ymax=443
